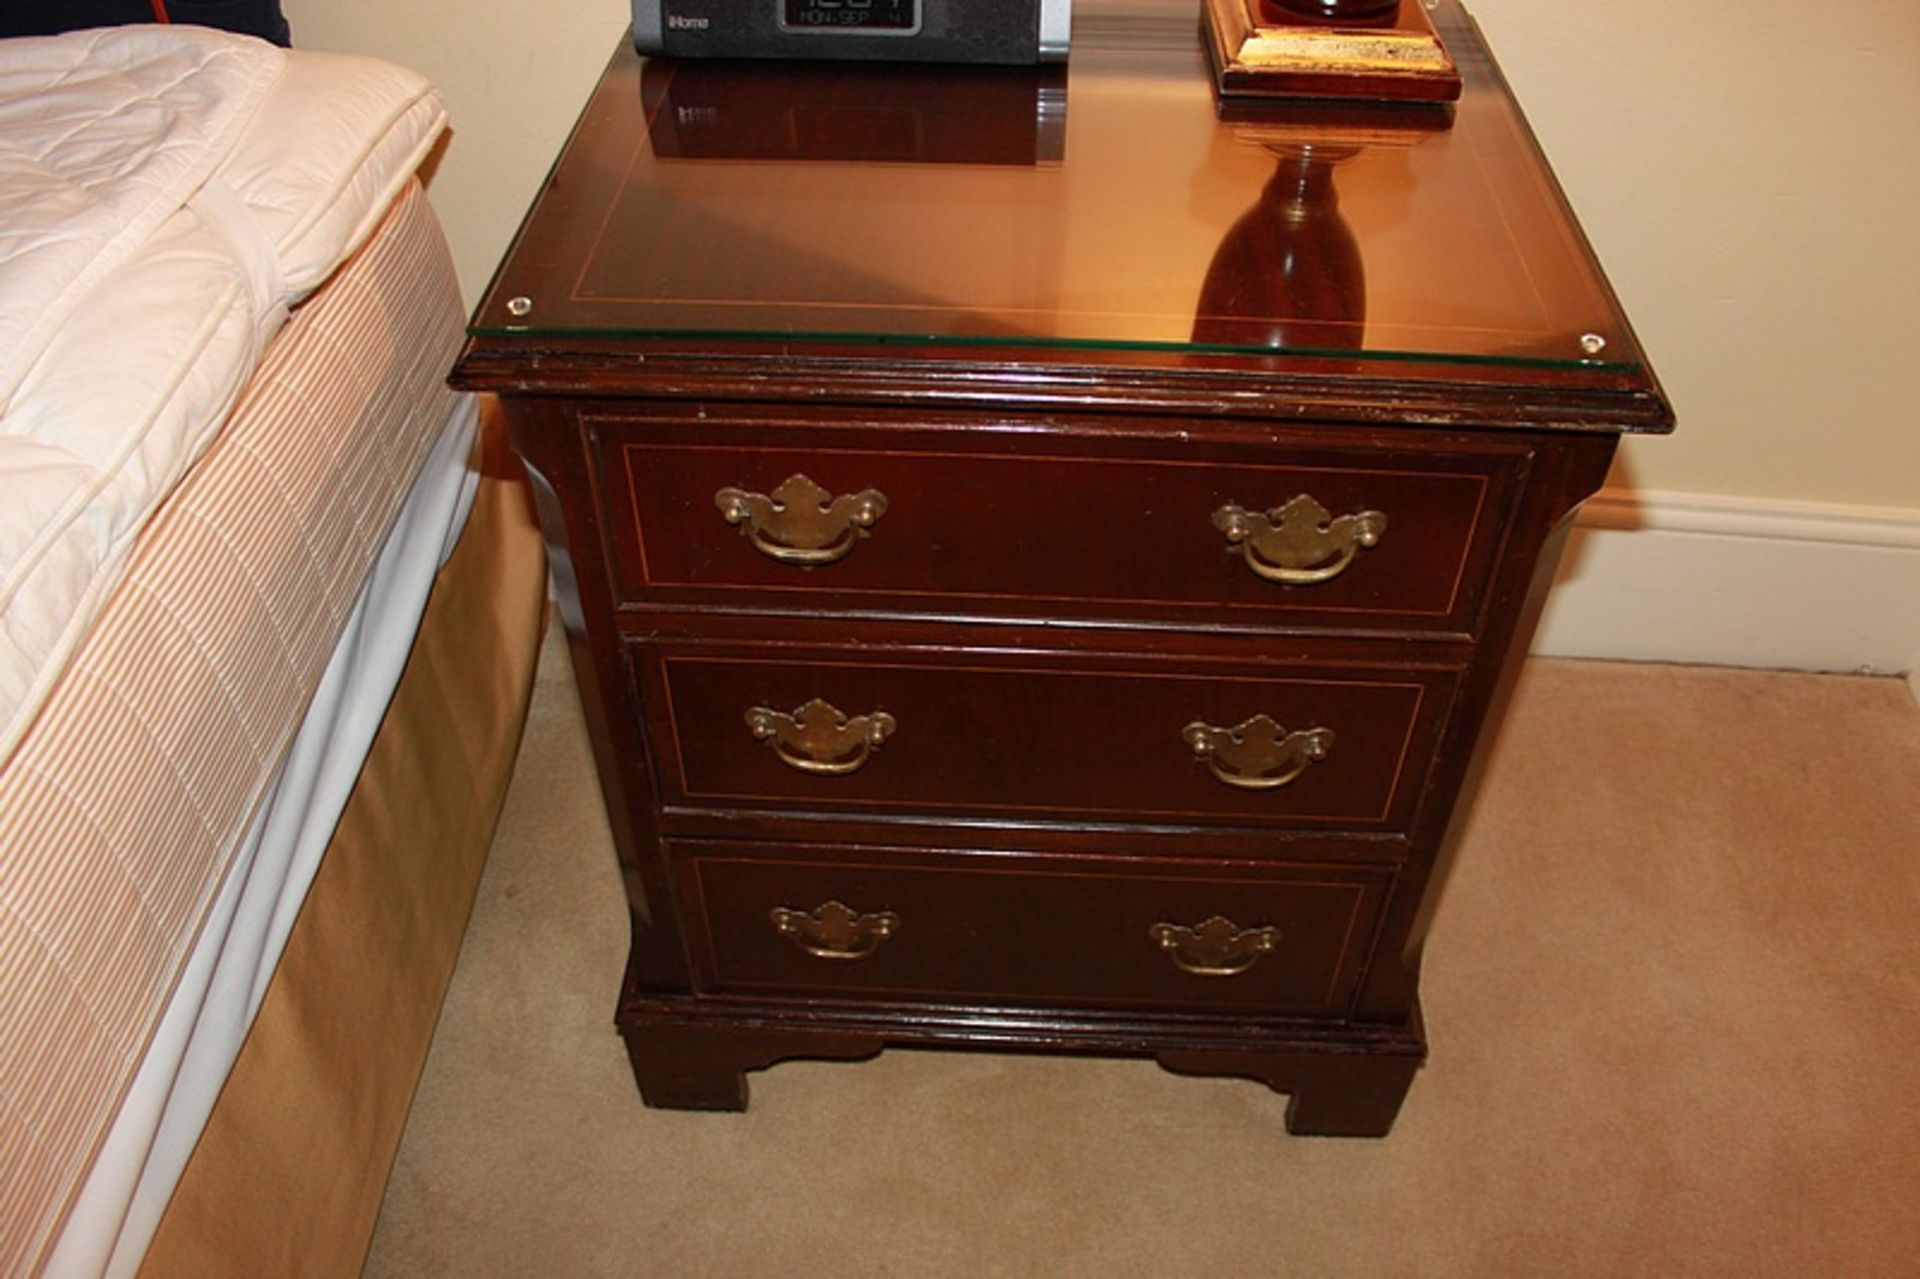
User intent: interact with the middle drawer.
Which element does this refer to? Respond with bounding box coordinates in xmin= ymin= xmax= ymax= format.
xmin=635 ymin=641 xmax=1457 ymax=833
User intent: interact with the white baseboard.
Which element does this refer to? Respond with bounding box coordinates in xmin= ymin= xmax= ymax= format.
xmin=1532 ymin=489 xmax=1920 ymax=678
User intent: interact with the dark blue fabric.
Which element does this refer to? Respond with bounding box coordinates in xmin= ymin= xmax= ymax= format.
xmin=0 ymin=1 xmax=290 ymax=45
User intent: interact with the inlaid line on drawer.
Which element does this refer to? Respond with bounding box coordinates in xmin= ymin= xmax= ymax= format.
xmin=653 ymin=653 xmax=1438 ymax=827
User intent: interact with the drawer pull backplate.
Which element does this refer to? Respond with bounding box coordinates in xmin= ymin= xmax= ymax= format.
xmin=1151 ymin=916 xmax=1281 ymax=976
xmin=747 ymin=699 xmax=896 ymax=775
xmin=771 ymin=900 xmax=901 ymax=960
xmin=716 ymin=473 xmax=888 ymax=566
xmin=1183 ymin=715 xmax=1334 ymax=790
xmin=1212 ymin=494 xmax=1386 ymax=586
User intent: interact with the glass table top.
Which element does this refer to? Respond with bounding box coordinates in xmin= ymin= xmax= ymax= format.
xmin=472 ymin=0 xmax=1645 ymax=377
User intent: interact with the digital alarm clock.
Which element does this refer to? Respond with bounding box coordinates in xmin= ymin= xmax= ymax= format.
xmin=632 ymin=0 xmax=1072 ymax=65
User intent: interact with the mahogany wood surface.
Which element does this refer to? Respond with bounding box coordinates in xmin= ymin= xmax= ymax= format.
xmin=456 ymin=0 xmax=1670 ymax=1137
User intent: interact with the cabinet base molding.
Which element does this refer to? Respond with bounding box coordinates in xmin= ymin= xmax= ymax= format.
xmin=617 ymin=994 xmax=1426 ymax=1135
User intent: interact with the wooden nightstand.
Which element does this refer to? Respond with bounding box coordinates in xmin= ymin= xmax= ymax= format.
xmin=453 ymin=0 xmax=1671 ymax=1136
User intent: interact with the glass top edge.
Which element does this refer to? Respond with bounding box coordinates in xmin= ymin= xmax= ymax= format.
xmin=465 ymin=323 xmax=1643 ymax=376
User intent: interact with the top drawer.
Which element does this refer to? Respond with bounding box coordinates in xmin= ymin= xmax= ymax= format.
xmin=590 ymin=411 xmax=1527 ymax=636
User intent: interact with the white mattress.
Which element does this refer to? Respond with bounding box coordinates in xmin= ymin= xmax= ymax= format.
xmin=0 ymin=26 xmax=449 ymax=762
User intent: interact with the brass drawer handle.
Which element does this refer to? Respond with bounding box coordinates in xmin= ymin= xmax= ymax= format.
xmin=747 ymin=698 xmax=896 ymax=775
xmin=1183 ymin=715 xmax=1334 ymax=791
xmin=771 ymin=900 xmax=900 ymax=960
xmin=1212 ymin=494 xmax=1386 ymax=585
xmin=716 ymin=473 xmax=888 ymax=566
xmin=1151 ymin=916 xmax=1280 ymax=977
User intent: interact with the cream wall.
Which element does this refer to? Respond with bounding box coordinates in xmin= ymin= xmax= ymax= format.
xmin=281 ymin=0 xmax=630 ymax=310
xmin=1469 ymin=0 xmax=1920 ymax=510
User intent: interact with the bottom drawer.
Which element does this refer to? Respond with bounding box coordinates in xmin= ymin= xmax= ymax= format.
xmin=672 ymin=840 xmax=1392 ymax=1017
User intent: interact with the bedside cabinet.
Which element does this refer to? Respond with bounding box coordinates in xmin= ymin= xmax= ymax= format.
xmin=453 ymin=0 xmax=1671 ymax=1136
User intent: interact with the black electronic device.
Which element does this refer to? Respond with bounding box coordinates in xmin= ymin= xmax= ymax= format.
xmin=632 ymin=0 xmax=1071 ymax=64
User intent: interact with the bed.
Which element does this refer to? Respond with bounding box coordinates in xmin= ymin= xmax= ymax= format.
xmin=0 ymin=25 xmax=548 ymax=1277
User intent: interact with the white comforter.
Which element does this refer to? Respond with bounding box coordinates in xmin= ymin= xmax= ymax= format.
xmin=0 ymin=26 xmax=449 ymax=762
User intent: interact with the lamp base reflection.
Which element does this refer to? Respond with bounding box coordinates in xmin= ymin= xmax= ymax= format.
xmin=1194 ymin=145 xmax=1366 ymax=352
xmin=1194 ymin=101 xmax=1450 ymax=354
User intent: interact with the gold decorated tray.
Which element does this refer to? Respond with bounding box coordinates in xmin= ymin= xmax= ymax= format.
xmin=1203 ymin=0 xmax=1462 ymax=102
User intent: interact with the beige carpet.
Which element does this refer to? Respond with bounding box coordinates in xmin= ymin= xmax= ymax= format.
xmin=365 ymin=625 xmax=1920 ymax=1276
